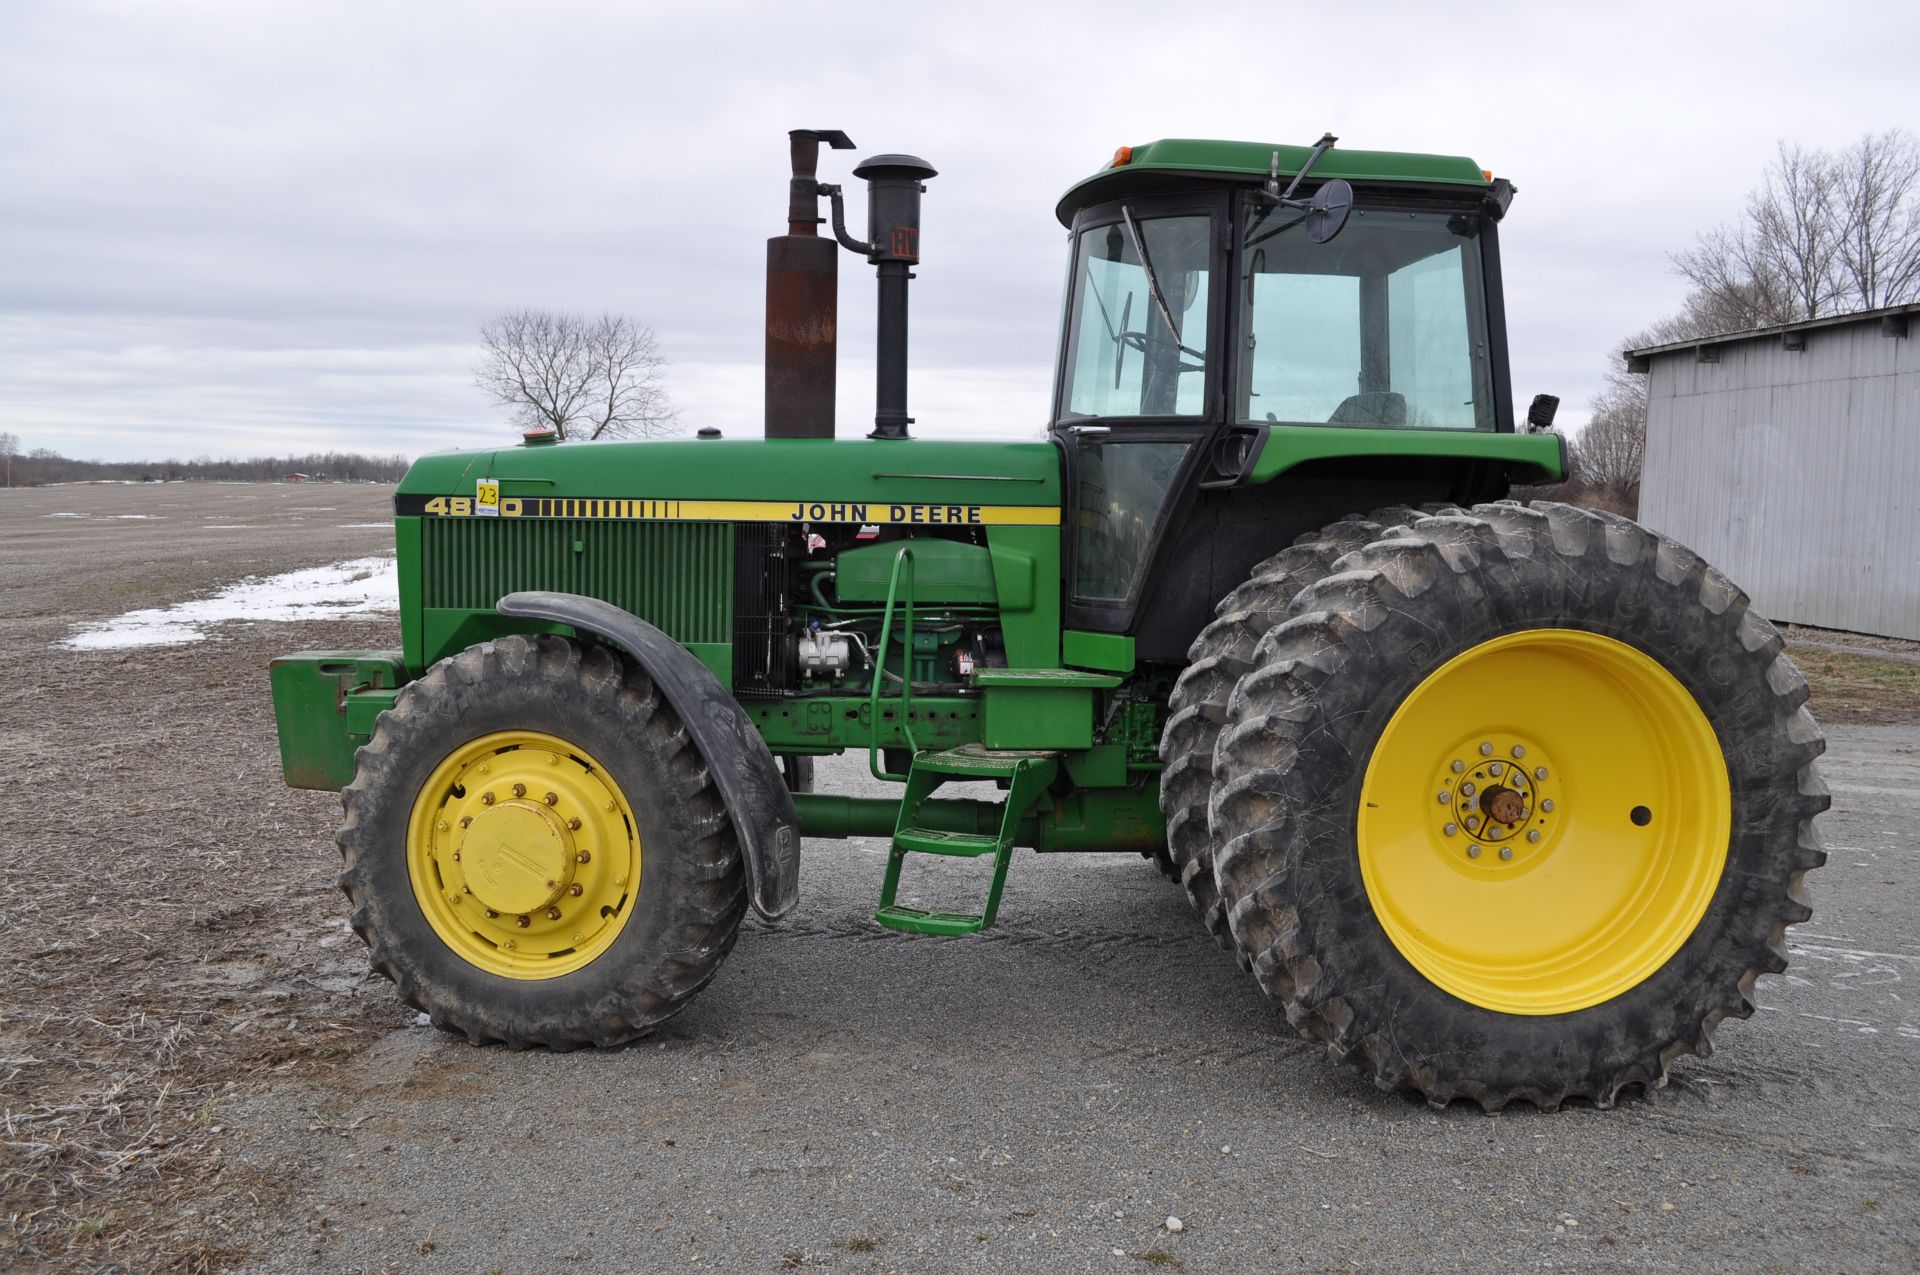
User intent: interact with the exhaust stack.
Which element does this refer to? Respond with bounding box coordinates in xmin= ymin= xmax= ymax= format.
xmin=837 ymin=154 xmax=938 ymax=440
xmin=765 ymin=128 xmax=854 ymax=440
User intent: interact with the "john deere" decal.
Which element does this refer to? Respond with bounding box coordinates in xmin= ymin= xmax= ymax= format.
xmin=397 ymin=495 xmax=1061 ymax=526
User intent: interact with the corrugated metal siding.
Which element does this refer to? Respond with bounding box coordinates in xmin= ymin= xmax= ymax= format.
xmin=420 ymin=517 xmax=734 ymax=644
xmin=1639 ymin=320 xmax=1920 ymax=639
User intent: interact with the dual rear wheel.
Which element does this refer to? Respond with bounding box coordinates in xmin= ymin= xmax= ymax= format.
xmin=1164 ymin=502 xmax=1828 ymax=1108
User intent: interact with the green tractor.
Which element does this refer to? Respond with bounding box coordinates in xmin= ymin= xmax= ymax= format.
xmin=272 ymin=129 xmax=1828 ymax=1109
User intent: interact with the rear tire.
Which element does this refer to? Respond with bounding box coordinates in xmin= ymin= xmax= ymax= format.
xmin=1158 ymin=507 xmax=1447 ymax=956
xmin=1210 ymin=503 xmax=1828 ymax=1108
xmin=338 ymin=634 xmax=747 ymax=1048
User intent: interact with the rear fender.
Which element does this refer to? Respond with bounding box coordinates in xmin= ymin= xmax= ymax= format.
xmin=497 ymin=591 xmax=800 ymax=921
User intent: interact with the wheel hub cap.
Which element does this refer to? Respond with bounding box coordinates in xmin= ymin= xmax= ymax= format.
xmin=462 ymin=802 xmax=575 ymax=915
xmin=1433 ymin=734 xmax=1561 ymax=867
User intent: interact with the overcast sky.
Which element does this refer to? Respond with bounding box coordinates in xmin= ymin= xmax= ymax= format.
xmin=2 ymin=0 xmax=1916 ymax=462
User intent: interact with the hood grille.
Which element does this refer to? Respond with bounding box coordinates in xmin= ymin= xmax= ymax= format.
xmin=419 ymin=516 xmax=734 ymax=645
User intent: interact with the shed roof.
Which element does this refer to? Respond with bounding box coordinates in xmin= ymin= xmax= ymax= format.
xmin=1625 ymin=302 xmax=1918 ymax=372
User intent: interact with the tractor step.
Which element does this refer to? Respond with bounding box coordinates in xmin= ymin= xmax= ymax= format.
xmin=876 ymin=747 xmax=1058 ymax=934
xmin=892 ymin=827 xmax=1002 ymax=857
xmin=874 ymin=904 xmax=993 ymax=936
xmin=910 ymin=743 xmax=1057 ymax=778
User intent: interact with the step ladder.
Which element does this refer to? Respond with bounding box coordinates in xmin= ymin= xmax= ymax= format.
xmin=875 ymin=745 xmax=1058 ymax=936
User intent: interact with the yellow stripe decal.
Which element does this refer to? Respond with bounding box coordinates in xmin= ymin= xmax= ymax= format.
xmin=424 ymin=497 xmax=1060 ymax=526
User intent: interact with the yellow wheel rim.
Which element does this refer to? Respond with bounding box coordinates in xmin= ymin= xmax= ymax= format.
xmin=1357 ymin=630 xmax=1730 ymax=1015
xmin=407 ymin=730 xmax=641 ymax=980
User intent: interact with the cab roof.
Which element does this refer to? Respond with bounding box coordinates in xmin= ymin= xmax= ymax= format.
xmin=1055 ymin=137 xmax=1492 ymax=226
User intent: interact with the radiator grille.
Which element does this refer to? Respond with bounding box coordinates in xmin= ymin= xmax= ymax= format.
xmin=420 ymin=517 xmax=734 ymax=644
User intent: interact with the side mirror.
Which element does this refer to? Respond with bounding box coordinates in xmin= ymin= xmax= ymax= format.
xmin=1305 ymin=178 xmax=1354 ymax=245
xmin=1527 ymin=393 xmax=1560 ymax=432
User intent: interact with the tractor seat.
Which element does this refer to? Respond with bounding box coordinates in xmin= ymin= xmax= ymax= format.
xmin=1328 ymin=392 xmax=1407 ymax=428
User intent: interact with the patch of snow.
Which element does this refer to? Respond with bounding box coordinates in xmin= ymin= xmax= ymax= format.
xmin=204 ymin=524 xmax=255 ymax=529
xmin=59 ymin=555 xmax=398 ymax=651
xmin=106 ymin=514 xmax=163 ymax=520
xmin=338 ymin=522 xmax=391 ymax=529
xmin=46 ymin=512 xmax=86 ymax=518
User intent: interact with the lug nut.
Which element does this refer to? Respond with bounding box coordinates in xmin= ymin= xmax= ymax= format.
xmin=436 ymin=819 xmax=449 ymax=831
xmin=1461 ymin=782 xmax=1476 ymax=797
xmin=485 ymin=908 xmax=498 ymax=918
xmin=480 ymin=791 xmax=495 ymax=806
xmin=546 ymin=906 xmax=562 ymax=921
xmin=568 ymin=883 xmax=584 ymax=896
xmin=544 ymin=791 xmax=559 ymax=806
xmin=502 ymin=938 xmax=515 ymax=950
xmin=1527 ymin=829 xmax=1543 ymax=843
xmin=1541 ymin=799 xmax=1555 ymax=813
xmin=1489 ymin=761 xmax=1504 ymax=777
xmin=613 ymin=875 xmax=626 ymax=887
xmin=545 ymin=879 xmax=558 ymax=890
xmin=1512 ymin=745 xmax=1526 ymax=758
xmin=1534 ymin=767 xmax=1549 ymax=780
xmin=1451 ymin=760 xmax=1466 ymax=774
xmin=513 ymin=783 xmax=527 ymax=798
xmin=452 ymin=850 xmax=461 ymax=862
xmin=460 ymin=815 xmax=473 ymax=828
xmin=1466 ymin=816 xmax=1480 ymax=830
xmin=478 ymin=762 xmax=490 ymax=774
xmin=568 ymin=817 xmax=583 ymax=831
xmin=1438 ymin=791 xmax=1452 ymax=805
xmin=576 ymin=850 xmax=591 ymax=864
xmin=516 ymin=915 xmax=531 ymax=928
xmin=1479 ymin=742 xmax=1494 ymax=756
xmin=604 ymin=800 xmax=616 ymax=812
xmin=572 ymin=931 xmax=584 ymax=943
xmin=548 ymin=753 xmax=560 ymax=765
xmin=462 ymin=884 xmax=472 ymax=894
xmin=1499 ymin=847 xmax=1514 ymax=861
xmin=1467 ymin=845 xmax=1481 ymax=858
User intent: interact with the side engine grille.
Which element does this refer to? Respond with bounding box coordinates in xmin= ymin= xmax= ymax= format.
xmin=420 ymin=517 xmax=734 ymax=645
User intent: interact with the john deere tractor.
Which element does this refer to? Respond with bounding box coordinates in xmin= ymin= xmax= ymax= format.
xmin=272 ymin=129 xmax=1828 ymax=1109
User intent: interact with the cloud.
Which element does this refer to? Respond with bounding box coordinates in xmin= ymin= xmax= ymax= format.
xmin=1 ymin=0 xmax=1915 ymax=460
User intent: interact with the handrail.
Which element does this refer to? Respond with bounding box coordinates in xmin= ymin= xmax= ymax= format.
xmin=867 ymin=545 xmax=919 ymax=780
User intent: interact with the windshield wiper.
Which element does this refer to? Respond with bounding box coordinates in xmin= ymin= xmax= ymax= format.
xmin=1120 ymin=206 xmax=1205 ymax=360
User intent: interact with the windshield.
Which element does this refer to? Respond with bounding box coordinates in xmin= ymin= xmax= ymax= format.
xmin=1060 ymin=212 xmax=1212 ymax=418
xmin=1238 ymin=205 xmax=1493 ymax=429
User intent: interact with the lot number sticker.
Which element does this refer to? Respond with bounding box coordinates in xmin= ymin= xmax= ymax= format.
xmin=476 ymin=478 xmax=501 ymax=517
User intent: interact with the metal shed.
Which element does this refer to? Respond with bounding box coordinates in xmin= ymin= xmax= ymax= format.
xmin=1627 ymin=303 xmax=1919 ymax=641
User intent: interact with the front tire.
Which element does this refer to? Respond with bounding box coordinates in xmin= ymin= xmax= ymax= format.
xmin=338 ymin=634 xmax=747 ymax=1048
xmin=1210 ymin=503 xmax=1829 ymax=1108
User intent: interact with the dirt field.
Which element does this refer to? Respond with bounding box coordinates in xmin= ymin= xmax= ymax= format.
xmin=3 ymin=481 xmax=1917 ymax=1274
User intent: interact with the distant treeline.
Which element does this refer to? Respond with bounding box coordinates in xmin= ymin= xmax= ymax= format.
xmin=2 ymin=449 xmax=411 ymax=486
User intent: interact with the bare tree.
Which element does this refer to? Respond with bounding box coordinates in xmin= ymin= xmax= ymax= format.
xmin=1833 ymin=129 xmax=1920 ymax=308
xmin=1673 ymin=130 xmax=1920 ymax=332
xmin=475 ymin=310 xmax=676 ymax=441
xmin=0 ymin=431 xmax=17 ymax=488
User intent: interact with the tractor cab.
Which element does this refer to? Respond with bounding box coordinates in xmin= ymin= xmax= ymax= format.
xmin=1047 ymin=138 xmax=1525 ymax=644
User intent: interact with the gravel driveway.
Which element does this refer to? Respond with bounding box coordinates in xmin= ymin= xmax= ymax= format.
xmin=3 ymin=481 xmax=1914 ymax=1274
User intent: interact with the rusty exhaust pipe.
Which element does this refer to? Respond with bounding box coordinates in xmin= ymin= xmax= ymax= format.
xmin=765 ymin=128 xmax=854 ymax=440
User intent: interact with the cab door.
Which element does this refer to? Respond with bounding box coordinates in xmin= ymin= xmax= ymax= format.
xmin=1051 ymin=192 xmax=1226 ymax=633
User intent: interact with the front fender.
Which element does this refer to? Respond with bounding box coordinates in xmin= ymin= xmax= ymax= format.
xmin=498 ymin=591 xmax=800 ymax=921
